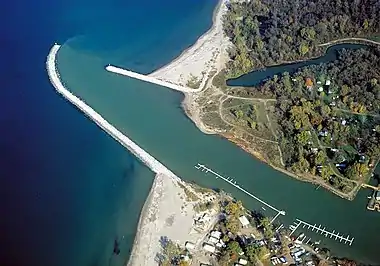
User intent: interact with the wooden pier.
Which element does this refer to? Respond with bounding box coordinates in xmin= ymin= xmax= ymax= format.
xmin=289 ymin=218 xmax=354 ymax=246
xmin=362 ymin=183 xmax=380 ymax=191
xmin=195 ymin=163 xmax=286 ymax=218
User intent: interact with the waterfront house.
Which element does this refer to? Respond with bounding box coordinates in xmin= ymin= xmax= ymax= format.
xmin=238 ymin=215 xmax=250 ymax=228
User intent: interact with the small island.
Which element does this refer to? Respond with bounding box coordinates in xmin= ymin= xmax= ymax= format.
xmin=190 ymin=0 xmax=380 ymax=199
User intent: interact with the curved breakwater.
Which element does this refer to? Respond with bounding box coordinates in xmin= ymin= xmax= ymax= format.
xmin=46 ymin=44 xmax=178 ymax=180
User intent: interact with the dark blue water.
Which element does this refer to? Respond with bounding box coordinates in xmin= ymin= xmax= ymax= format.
xmin=0 ymin=0 xmax=217 ymax=265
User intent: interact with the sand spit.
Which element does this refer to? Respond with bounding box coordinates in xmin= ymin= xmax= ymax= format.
xmin=149 ymin=0 xmax=231 ymax=88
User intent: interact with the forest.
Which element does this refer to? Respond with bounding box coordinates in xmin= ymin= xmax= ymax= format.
xmin=254 ymin=47 xmax=380 ymax=189
xmin=223 ymin=0 xmax=380 ymax=77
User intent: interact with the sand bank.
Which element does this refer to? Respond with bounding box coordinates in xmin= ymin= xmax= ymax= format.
xmin=149 ymin=0 xmax=231 ymax=88
xmin=127 ymin=174 xmax=217 ymax=266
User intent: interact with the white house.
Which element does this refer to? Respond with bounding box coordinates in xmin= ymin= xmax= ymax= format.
xmin=238 ymin=215 xmax=250 ymax=228
xmin=239 ymin=258 xmax=248 ymax=265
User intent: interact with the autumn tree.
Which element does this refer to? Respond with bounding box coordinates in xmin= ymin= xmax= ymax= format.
xmin=224 ymin=200 xmax=243 ymax=217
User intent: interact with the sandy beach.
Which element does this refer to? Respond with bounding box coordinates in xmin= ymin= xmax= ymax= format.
xmin=149 ymin=0 xmax=231 ymax=88
xmin=150 ymin=0 xmax=231 ymax=136
xmin=128 ymin=174 xmax=218 ymax=266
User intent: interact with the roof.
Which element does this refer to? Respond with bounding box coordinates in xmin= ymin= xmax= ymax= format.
xmin=210 ymin=230 xmax=222 ymax=239
xmin=238 ymin=215 xmax=250 ymax=226
xmin=239 ymin=258 xmax=248 ymax=265
xmin=203 ymin=243 xmax=215 ymax=253
xmin=185 ymin=241 xmax=195 ymax=249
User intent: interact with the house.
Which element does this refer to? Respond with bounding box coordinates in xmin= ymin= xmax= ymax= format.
xmin=318 ymin=130 xmax=328 ymax=137
xmin=238 ymin=258 xmax=248 ymax=265
xmin=318 ymin=87 xmax=324 ymax=92
xmin=325 ymin=80 xmax=331 ymax=86
xmin=238 ymin=215 xmax=250 ymax=228
xmin=185 ymin=241 xmax=195 ymax=250
xmin=210 ymin=230 xmax=222 ymax=239
xmin=208 ymin=236 xmax=219 ymax=244
xmin=305 ymin=78 xmax=313 ymax=89
xmin=203 ymin=243 xmax=215 ymax=253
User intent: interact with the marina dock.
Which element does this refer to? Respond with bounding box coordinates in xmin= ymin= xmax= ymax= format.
xmin=289 ymin=218 xmax=354 ymax=246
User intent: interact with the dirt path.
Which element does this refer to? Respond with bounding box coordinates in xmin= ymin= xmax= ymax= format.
xmin=318 ymin=37 xmax=380 ymax=47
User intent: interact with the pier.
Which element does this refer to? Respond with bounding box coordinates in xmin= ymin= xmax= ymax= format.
xmin=47 ymin=44 xmax=179 ymax=180
xmin=105 ymin=65 xmax=201 ymax=93
xmin=362 ymin=183 xmax=380 ymax=191
xmin=289 ymin=218 xmax=354 ymax=246
xmin=195 ymin=163 xmax=286 ymax=218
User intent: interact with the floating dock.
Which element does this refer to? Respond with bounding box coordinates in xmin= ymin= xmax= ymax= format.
xmin=289 ymin=218 xmax=354 ymax=246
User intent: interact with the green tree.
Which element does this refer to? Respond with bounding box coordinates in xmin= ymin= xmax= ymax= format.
xmin=246 ymin=245 xmax=270 ymax=262
xmin=224 ymin=200 xmax=243 ymax=217
xmin=227 ymin=240 xmax=243 ymax=255
xmin=299 ymin=42 xmax=309 ymax=55
xmin=321 ymin=105 xmax=331 ymax=116
xmin=315 ymin=150 xmax=327 ymax=165
xmin=259 ymin=217 xmax=274 ymax=238
xmin=297 ymin=130 xmax=311 ymax=146
xmin=320 ymin=166 xmax=332 ymax=180
xmin=346 ymin=163 xmax=369 ymax=180
xmin=225 ymin=217 xmax=241 ymax=234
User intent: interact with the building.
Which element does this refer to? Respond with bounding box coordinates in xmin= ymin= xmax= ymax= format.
xmin=210 ymin=230 xmax=222 ymax=239
xmin=238 ymin=258 xmax=248 ymax=265
xmin=203 ymin=243 xmax=215 ymax=253
xmin=185 ymin=241 xmax=195 ymax=250
xmin=208 ymin=236 xmax=219 ymax=244
xmin=238 ymin=215 xmax=250 ymax=228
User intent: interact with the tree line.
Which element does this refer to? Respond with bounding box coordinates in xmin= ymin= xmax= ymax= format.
xmin=223 ymin=0 xmax=380 ymax=77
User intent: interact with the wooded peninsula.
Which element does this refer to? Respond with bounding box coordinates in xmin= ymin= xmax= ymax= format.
xmin=194 ymin=0 xmax=380 ymax=199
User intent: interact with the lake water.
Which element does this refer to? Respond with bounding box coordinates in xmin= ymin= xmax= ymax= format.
xmin=0 ymin=0 xmax=217 ymax=265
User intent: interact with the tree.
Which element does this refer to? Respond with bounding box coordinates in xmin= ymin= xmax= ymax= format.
xmin=259 ymin=217 xmax=274 ymax=238
xmin=297 ymin=130 xmax=311 ymax=146
xmin=224 ymin=200 xmax=243 ymax=217
xmin=179 ymin=261 xmax=190 ymax=266
xmin=315 ymin=150 xmax=327 ymax=165
xmin=225 ymin=217 xmax=241 ymax=234
xmin=227 ymin=240 xmax=243 ymax=255
xmin=299 ymin=42 xmax=309 ymax=55
xmin=246 ymin=244 xmax=270 ymax=262
xmin=346 ymin=163 xmax=369 ymax=180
